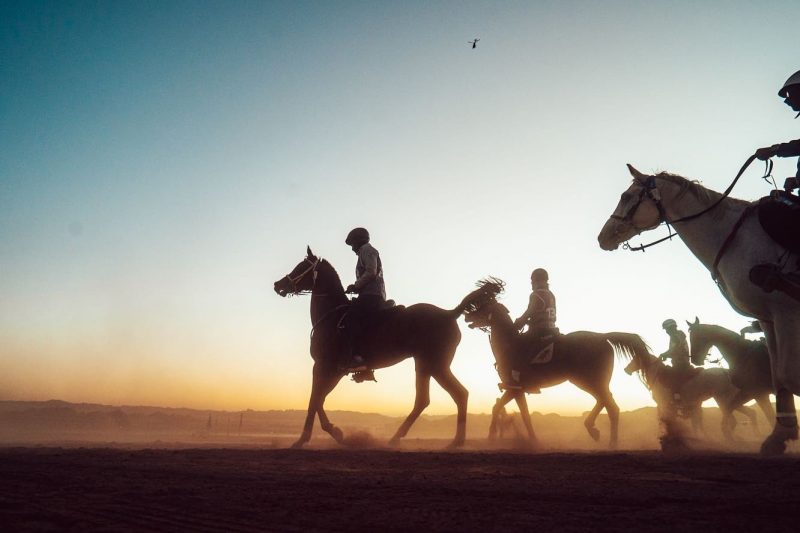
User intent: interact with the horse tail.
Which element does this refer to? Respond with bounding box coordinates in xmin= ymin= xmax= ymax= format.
xmin=448 ymin=278 xmax=504 ymax=317
xmin=603 ymin=332 xmax=652 ymax=363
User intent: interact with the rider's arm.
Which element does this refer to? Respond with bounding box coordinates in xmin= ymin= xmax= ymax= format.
xmin=353 ymin=247 xmax=379 ymax=290
xmin=513 ymin=293 xmax=536 ymax=329
xmin=775 ymin=139 xmax=800 ymax=158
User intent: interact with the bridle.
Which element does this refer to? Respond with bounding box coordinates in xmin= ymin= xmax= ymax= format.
xmin=284 ymin=257 xmax=320 ymax=295
xmin=611 ymin=175 xmax=677 ymax=251
xmin=614 ymin=154 xmax=766 ymax=252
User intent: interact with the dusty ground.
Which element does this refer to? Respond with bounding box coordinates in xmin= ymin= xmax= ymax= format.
xmin=1 ymin=445 xmax=798 ymax=532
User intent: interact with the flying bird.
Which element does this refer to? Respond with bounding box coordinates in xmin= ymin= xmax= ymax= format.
xmin=468 ymin=38 xmax=480 ymax=49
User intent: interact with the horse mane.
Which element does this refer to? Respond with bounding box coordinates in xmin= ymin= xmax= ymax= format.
xmin=651 ymin=172 xmax=750 ymax=220
xmin=317 ymin=258 xmax=347 ymax=296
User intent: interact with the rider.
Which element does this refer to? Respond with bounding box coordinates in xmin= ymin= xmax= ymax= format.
xmin=659 ymin=319 xmax=691 ymax=371
xmin=514 ymin=268 xmax=558 ymax=337
xmin=751 ymin=69 xmax=800 ymax=301
xmin=755 ymin=69 xmax=800 ymax=194
xmin=342 ymin=227 xmax=386 ymax=369
xmin=659 ymin=318 xmax=695 ymax=403
xmin=508 ymin=268 xmax=557 ymax=391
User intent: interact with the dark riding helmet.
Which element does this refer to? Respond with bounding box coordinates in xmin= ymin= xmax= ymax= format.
xmin=778 ymin=69 xmax=800 ymax=98
xmin=531 ymin=268 xmax=548 ymax=282
xmin=662 ymin=318 xmax=677 ymax=330
xmin=345 ymin=227 xmax=370 ymax=247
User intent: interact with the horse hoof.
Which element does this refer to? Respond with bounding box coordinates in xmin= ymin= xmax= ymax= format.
xmin=290 ymin=440 xmax=305 ymax=450
xmin=331 ymin=427 xmax=344 ymax=443
xmin=446 ymin=438 xmax=465 ymax=450
xmin=587 ymin=427 xmax=601 ymax=442
xmin=388 ymin=437 xmax=401 ymax=447
xmin=760 ymin=436 xmax=786 ymax=456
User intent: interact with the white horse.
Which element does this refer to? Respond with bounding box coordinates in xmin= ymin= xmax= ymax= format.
xmin=598 ymin=164 xmax=800 ymax=455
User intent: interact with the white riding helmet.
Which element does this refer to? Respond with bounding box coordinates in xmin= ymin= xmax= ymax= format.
xmin=778 ymin=69 xmax=800 ymax=98
xmin=662 ymin=318 xmax=677 ymax=330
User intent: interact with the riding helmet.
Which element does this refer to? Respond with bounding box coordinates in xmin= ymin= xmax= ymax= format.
xmin=345 ymin=227 xmax=370 ymax=246
xmin=662 ymin=318 xmax=677 ymax=330
xmin=779 ymin=69 xmax=800 ymax=98
xmin=531 ymin=268 xmax=549 ymax=282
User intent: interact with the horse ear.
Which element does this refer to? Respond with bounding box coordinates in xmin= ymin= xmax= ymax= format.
xmin=306 ymin=245 xmax=314 ymax=258
xmin=694 ymin=316 xmax=699 ymax=325
xmin=686 ymin=320 xmax=692 ymax=328
xmin=627 ymin=164 xmax=647 ymax=181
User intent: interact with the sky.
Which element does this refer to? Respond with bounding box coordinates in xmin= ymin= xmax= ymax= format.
xmin=1 ymin=0 xmax=799 ymax=417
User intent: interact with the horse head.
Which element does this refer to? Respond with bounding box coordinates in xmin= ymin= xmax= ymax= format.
xmin=686 ymin=316 xmax=711 ymax=365
xmin=623 ymin=350 xmax=659 ymax=390
xmin=597 ymin=164 xmax=663 ymax=251
xmin=274 ymin=246 xmax=321 ymax=297
xmin=463 ymin=278 xmax=507 ymax=331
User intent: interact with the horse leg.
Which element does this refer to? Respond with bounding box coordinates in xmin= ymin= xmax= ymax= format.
xmin=722 ymin=388 xmax=753 ymax=441
xmin=760 ymin=321 xmax=799 ymax=456
xmin=583 ymin=401 xmax=603 ymax=442
xmin=733 ymin=405 xmax=758 ymax=435
xmin=512 ymin=391 xmax=538 ymax=447
xmin=599 ymin=390 xmax=620 ymax=449
xmin=489 ymin=391 xmax=514 ymax=441
xmin=389 ymin=371 xmax=432 ymax=446
xmin=755 ymin=393 xmax=776 ymax=433
xmin=292 ymin=365 xmax=340 ymax=449
xmin=432 ymin=367 xmax=469 ymax=449
xmin=316 ymin=374 xmax=346 ymax=444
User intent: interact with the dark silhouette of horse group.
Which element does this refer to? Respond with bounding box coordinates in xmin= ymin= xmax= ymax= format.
xmin=275 ymin=249 xmax=774 ymax=450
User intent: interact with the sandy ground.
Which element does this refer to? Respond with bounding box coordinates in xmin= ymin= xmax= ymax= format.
xmin=1 ymin=443 xmax=798 ymax=532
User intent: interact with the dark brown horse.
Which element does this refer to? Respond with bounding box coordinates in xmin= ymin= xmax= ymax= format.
xmin=463 ymin=280 xmax=650 ymax=448
xmin=688 ymin=318 xmax=775 ymax=429
xmin=273 ymin=247 xmax=495 ymax=449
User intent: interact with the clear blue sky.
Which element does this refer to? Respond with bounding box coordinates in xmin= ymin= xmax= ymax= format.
xmin=1 ymin=0 xmax=798 ymax=415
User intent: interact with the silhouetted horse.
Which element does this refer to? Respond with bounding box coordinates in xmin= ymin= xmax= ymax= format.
xmin=274 ymin=247 xmax=495 ymax=449
xmin=599 ymin=164 xmax=800 ymax=454
xmin=463 ymin=280 xmax=649 ymax=449
xmin=688 ymin=318 xmax=775 ymax=429
xmin=623 ymin=350 xmax=756 ymax=440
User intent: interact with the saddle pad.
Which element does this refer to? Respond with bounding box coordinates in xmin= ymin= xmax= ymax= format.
xmin=529 ymin=343 xmax=554 ymax=365
xmin=757 ymin=193 xmax=800 ymax=254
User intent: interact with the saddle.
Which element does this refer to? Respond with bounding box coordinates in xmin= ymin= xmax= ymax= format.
xmin=757 ymin=191 xmax=800 ymax=254
xmin=522 ymin=330 xmax=560 ymax=366
xmin=338 ymin=300 xmax=406 ymax=369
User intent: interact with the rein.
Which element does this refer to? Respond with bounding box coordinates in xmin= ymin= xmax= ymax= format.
xmin=284 ymin=257 xmax=320 ymax=295
xmin=620 ymin=154 xmax=765 ymax=252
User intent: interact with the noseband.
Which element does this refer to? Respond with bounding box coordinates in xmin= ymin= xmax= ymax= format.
xmin=284 ymin=257 xmax=320 ymax=294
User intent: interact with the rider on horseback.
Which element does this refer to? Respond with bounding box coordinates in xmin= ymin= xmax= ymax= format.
xmin=342 ymin=227 xmax=386 ymax=370
xmin=659 ymin=318 xmax=695 ymax=403
xmin=755 ymin=69 xmax=800 ymax=193
xmin=514 ymin=268 xmax=558 ymax=337
xmin=505 ymin=268 xmax=558 ymax=389
xmin=751 ymin=69 xmax=800 ymax=301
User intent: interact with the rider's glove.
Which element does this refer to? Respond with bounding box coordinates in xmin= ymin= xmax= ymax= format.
xmin=755 ymin=145 xmax=780 ymax=161
xmin=345 ymin=284 xmax=358 ymax=294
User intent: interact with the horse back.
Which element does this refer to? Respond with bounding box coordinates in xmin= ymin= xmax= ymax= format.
xmin=362 ymin=302 xmax=461 ymax=356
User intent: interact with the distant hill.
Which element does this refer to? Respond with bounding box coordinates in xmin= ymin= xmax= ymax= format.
xmin=0 ymin=400 xmax=772 ymax=449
